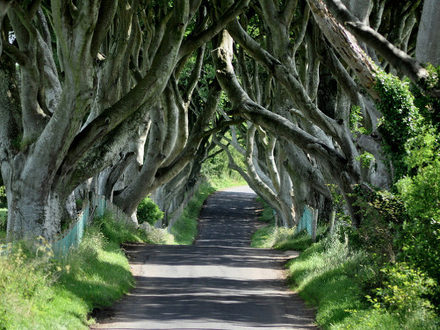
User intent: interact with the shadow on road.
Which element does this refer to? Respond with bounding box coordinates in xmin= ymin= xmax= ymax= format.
xmin=94 ymin=187 xmax=316 ymax=329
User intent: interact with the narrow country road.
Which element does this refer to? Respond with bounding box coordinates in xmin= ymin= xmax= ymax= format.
xmin=94 ymin=186 xmax=316 ymax=329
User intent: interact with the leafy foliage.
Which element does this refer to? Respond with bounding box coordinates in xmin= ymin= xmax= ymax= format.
xmin=375 ymin=71 xmax=423 ymax=180
xmin=356 ymin=152 xmax=375 ymax=169
xmin=0 ymin=186 xmax=6 ymax=208
xmin=367 ymin=262 xmax=437 ymax=319
xmin=412 ymin=64 xmax=440 ymax=132
xmin=350 ymin=105 xmax=371 ymax=136
xmin=137 ymin=197 xmax=164 ymax=226
xmin=396 ymin=161 xmax=440 ymax=286
xmin=370 ymin=70 xmax=440 ymax=308
xmin=349 ymin=185 xmax=406 ymax=260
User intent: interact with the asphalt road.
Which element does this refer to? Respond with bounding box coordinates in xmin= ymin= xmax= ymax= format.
xmin=93 ymin=186 xmax=316 ymax=329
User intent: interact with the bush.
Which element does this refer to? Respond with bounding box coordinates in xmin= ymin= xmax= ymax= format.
xmin=367 ymin=262 xmax=439 ymax=327
xmin=137 ymin=197 xmax=164 ymax=226
xmin=349 ymin=185 xmax=407 ymax=261
xmin=375 ymin=70 xmax=424 ymax=180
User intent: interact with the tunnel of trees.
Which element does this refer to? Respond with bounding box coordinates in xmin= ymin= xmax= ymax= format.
xmin=1 ymin=0 xmax=440 ymax=317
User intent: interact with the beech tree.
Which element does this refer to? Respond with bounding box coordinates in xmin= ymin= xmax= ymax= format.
xmin=0 ymin=0 xmax=248 ymax=240
xmin=1 ymin=0 xmax=439 ymax=241
xmin=211 ymin=0 xmax=439 ymax=226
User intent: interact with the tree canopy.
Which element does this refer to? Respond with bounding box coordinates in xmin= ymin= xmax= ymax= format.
xmin=0 ymin=0 xmax=439 ymax=263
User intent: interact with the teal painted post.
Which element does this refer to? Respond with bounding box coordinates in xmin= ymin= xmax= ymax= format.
xmin=97 ymin=196 xmax=106 ymax=217
xmin=296 ymin=206 xmax=313 ymax=236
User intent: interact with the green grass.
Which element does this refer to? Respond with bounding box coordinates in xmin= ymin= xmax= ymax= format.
xmin=170 ymin=182 xmax=216 ymax=244
xmin=251 ymin=222 xmax=325 ymax=251
xmin=250 ymin=198 xmax=323 ymax=251
xmin=251 ymin=200 xmax=439 ymax=328
xmin=94 ymin=213 xmax=150 ymax=244
xmin=0 ymin=213 xmax=147 ymax=329
xmin=0 ymin=208 xmax=7 ymax=241
xmin=287 ymin=239 xmax=405 ymax=329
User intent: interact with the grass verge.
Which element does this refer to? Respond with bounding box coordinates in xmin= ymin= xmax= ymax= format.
xmin=0 ymin=213 xmax=149 ymax=329
xmin=251 ymin=198 xmax=324 ymax=251
xmin=251 ymin=199 xmax=440 ymax=329
xmin=170 ymin=181 xmax=216 ymax=245
xmin=289 ymin=238 xmax=440 ymax=329
xmin=169 ymin=176 xmax=246 ymax=245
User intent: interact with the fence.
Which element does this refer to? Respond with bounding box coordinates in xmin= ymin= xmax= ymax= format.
xmin=52 ymin=194 xmax=141 ymax=257
xmin=51 ymin=206 xmax=91 ymax=257
xmin=1 ymin=194 xmax=147 ymax=258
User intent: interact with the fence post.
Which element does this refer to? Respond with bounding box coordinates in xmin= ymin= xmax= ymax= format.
xmin=311 ymin=208 xmax=318 ymax=242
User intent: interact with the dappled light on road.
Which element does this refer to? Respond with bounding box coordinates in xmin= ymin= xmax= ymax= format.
xmin=94 ymin=187 xmax=315 ymax=329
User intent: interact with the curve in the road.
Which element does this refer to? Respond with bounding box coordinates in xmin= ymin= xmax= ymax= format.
xmin=93 ymin=186 xmax=316 ymax=329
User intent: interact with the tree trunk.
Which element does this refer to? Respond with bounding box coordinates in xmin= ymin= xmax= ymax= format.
xmin=416 ymin=0 xmax=440 ymax=66
xmin=4 ymin=160 xmax=68 ymax=241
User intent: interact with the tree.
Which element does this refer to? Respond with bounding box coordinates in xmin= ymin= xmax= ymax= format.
xmin=0 ymin=0 xmax=248 ymax=240
xmin=1 ymin=0 xmax=439 ymax=241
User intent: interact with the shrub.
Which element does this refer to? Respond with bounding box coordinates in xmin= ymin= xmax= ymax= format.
xmin=137 ymin=197 xmax=164 ymax=226
xmin=375 ymin=71 xmax=423 ymax=180
xmin=348 ymin=185 xmax=406 ymax=262
xmin=367 ymin=262 xmax=438 ymax=326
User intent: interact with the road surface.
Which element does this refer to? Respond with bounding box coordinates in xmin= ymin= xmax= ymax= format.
xmin=93 ymin=186 xmax=316 ymax=329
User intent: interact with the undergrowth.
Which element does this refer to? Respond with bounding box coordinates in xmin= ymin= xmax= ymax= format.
xmin=251 ymin=199 xmax=440 ymax=329
xmin=0 ymin=213 xmax=148 ymax=329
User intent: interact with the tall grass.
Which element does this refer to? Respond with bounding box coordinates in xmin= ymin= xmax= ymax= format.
xmin=0 ymin=213 xmax=148 ymax=329
xmin=251 ymin=199 xmax=440 ymax=329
